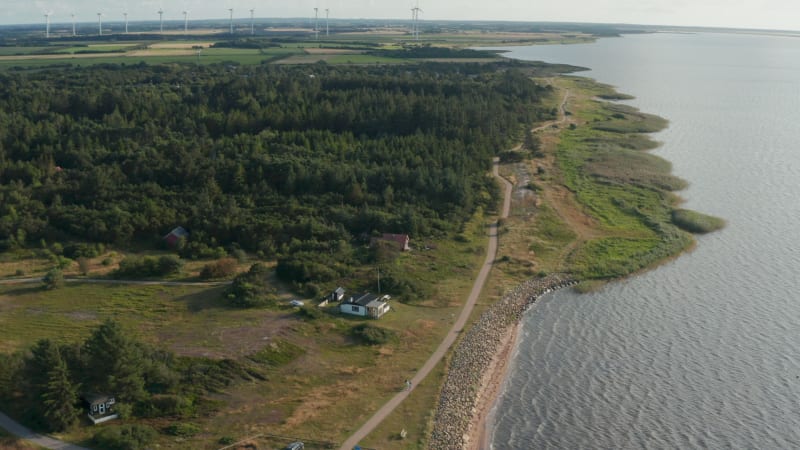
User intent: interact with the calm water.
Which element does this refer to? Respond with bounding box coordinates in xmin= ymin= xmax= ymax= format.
xmin=490 ymin=33 xmax=800 ymax=449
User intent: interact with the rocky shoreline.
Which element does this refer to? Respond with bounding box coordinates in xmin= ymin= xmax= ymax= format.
xmin=429 ymin=273 xmax=576 ymax=449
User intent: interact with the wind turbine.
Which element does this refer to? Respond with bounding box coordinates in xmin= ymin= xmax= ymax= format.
xmin=183 ymin=10 xmax=189 ymax=34
xmin=71 ymin=13 xmax=76 ymax=36
xmin=325 ymin=8 xmax=329 ymax=36
xmin=97 ymin=12 xmax=103 ymax=36
xmin=124 ymin=12 xmax=129 ymax=34
xmin=228 ymin=8 xmax=234 ymax=34
xmin=44 ymin=11 xmax=51 ymax=38
xmin=250 ymin=8 xmax=255 ymax=35
xmin=158 ymin=9 xmax=164 ymax=34
xmin=313 ymin=7 xmax=319 ymax=40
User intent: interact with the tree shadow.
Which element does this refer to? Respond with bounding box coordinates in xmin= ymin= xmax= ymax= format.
xmin=171 ymin=285 xmax=230 ymax=312
xmin=0 ymin=284 xmax=45 ymax=297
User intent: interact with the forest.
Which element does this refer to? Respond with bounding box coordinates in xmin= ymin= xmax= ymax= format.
xmin=0 ymin=60 xmax=553 ymax=284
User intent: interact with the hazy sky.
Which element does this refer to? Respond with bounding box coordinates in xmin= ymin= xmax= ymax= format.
xmin=4 ymin=0 xmax=800 ymax=31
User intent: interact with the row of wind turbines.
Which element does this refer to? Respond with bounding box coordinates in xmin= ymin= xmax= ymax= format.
xmin=41 ymin=3 xmax=424 ymax=40
xmin=43 ymin=8 xmax=261 ymax=38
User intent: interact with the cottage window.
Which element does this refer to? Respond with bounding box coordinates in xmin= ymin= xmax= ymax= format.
xmin=351 ymin=305 xmax=359 ymax=312
xmin=92 ymin=405 xmax=98 ymax=412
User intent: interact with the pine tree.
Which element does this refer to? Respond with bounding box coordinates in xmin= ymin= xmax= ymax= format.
xmin=42 ymin=354 xmax=80 ymax=431
xmin=83 ymin=320 xmax=146 ymax=403
xmin=25 ymin=340 xmax=80 ymax=431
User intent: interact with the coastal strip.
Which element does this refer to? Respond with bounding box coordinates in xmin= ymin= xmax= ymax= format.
xmin=429 ymin=274 xmax=577 ymax=449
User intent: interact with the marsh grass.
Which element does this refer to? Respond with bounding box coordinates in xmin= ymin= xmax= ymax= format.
xmin=672 ymin=209 xmax=726 ymax=234
xmin=549 ymin=77 xmax=716 ymax=279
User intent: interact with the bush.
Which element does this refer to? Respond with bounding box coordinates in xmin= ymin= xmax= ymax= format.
xmin=276 ymin=253 xmax=338 ymax=283
xmin=42 ymin=268 xmax=63 ymax=290
xmin=164 ymin=422 xmax=201 ymax=437
xmin=231 ymin=248 xmax=248 ymax=262
xmin=296 ymin=306 xmax=322 ymax=320
xmin=379 ymin=270 xmax=433 ymax=301
xmin=199 ymin=258 xmax=238 ymax=280
xmin=498 ymin=150 xmax=525 ymax=163
xmin=92 ymin=424 xmax=157 ymax=450
xmin=225 ymin=263 xmax=277 ymax=308
xmin=351 ymin=324 xmax=396 ymax=346
xmin=218 ymin=436 xmax=236 ymax=445
xmin=77 ymin=257 xmax=91 ymax=275
xmin=63 ymin=243 xmax=102 ymax=259
xmin=116 ymin=255 xmax=184 ymax=278
xmin=135 ymin=394 xmax=195 ymax=418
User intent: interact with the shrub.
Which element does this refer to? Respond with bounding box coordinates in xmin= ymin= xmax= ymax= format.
xmin=92 ymin=424 xmax=157 ymax=450
xmin=498 ymin=150 xmax=525 ymax=163
xmin=276 ymin=253 xmax=338 ymax=283
xmin=199 ymin=258 xmax=238 ymax=280
xmin=116 ymin=255 xmax=184 ymax=278
xmin=296 ymin=306 xmax=322 ymax=320
xmin=63 ymin=243 xmax=102 ymax=259
xmin=42 ymin=268 xmax=63 ymax=290
xmin=351 ymin=324 xmax=396 ymax=346
xmin=136 ymin=394 xmax=195 ymax=418
xmin=231 ymin=248 xmax=248 ymax=262
xmin=164 ymin=422 xmax=201 ymax=437
xmin=77 ymin=257 xmax=91 ymax=275
xmin=225 ymin=263 xmax=277 ymax=308
xmin=218 ymin=436 xmax=236 ymax=445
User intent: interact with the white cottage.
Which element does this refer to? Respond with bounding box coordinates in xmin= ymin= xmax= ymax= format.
xmin=339 ymin=293 xmax=391 ymax=319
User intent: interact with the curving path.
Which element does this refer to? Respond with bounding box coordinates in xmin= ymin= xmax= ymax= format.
xmin=0 ymin=412 xmax=88 ymax=450
xmin=338 ymin=158 xmax=513 ymax=450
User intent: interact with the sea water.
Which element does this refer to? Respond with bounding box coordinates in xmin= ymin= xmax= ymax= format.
xmin=489 ymin=32 xmax=800 ymax=449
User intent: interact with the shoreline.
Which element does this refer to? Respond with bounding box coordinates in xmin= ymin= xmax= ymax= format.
xmin=469 ymin=321 xmax=519 ymax=450
xmin=428 ymin=274 xmax=576 ymax=449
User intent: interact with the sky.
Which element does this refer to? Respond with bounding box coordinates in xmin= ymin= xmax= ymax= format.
xmin=3 ymin=0 xmax=800 ymax=31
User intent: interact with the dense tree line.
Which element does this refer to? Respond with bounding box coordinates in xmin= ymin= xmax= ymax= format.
xmin=0 ymin=61 xmax=551 ymax=279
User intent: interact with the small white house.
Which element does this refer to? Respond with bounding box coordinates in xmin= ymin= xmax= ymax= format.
xmin=84 ymin=393 xmax=118 ymax=425
xmin=339 ymin=293 xmax=391 ymax=319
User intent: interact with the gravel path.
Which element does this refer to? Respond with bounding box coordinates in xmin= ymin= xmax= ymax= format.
xmin=338 ymin=158 xmax=513 ymax=450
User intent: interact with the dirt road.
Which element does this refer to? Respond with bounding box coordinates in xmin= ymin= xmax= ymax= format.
xmin=338 ymin=158 xmax=513 ymax=450
xmin=0 ymin=412 xmax=88 ymax=450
